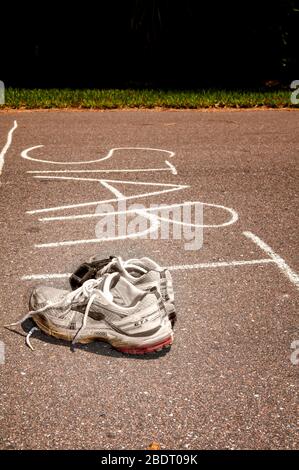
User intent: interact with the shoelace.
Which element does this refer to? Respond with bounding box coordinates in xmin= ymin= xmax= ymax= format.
xmin=5 ymin=278 xmax=105 ymax=349
xmin=100 ymin=256 xmax=147 ymax=277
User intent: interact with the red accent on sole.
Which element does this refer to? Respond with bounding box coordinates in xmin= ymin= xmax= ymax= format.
xmin=116 ymin=336 xmax=173 ymax=355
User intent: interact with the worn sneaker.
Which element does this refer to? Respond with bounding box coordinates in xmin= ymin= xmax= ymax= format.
xmin=89 ymin=255 xmax=176 ymax=326
xmin=10 ymin=273 xmax=173 ymax=354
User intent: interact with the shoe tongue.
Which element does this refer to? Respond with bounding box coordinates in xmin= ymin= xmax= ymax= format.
xmin=110 ymin=275 xmax=144 ymax=306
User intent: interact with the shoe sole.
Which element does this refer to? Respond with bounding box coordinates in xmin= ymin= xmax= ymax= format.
xmin=32 ymin=315 xmax=173 ymax=355
xmin=117 ymin=336 xmax=173 ymax=355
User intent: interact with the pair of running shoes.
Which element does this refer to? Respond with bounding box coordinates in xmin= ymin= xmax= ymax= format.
xmin=11 ymin=256 xmax=176 ymax=355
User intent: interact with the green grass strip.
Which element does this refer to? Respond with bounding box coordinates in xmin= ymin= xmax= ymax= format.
xmin=1 ymin=88 xmax=297 ymax=109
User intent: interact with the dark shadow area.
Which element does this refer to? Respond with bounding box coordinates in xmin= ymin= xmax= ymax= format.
xmin=2 ymin=1 xmax=298 ymax=89
xmin=6 ymin=319 xmax=172 ymax=360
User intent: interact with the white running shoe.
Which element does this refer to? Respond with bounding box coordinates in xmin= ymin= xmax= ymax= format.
xmin=10 ymin=273 xmax=173 ymax=355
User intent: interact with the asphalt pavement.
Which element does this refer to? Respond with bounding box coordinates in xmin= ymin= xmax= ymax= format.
xmin=0 ymin=109 xmax=298 ymax=449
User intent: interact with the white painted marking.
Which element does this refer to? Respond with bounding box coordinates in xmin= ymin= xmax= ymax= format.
xmin=22 ymin=273 xmax=72 ymax=280
xmin=33 ymin=175 xmax=105 ymax=183
xmin=26 ymin=185 xmax=188 ymax=214
xmin=165 ymin=160 xmax=177 ymax=175
xmin=29 ymin=235 xmax=298 ymax=286
xmin=33 ymin=176 xmax=169 ymax=248
xmin=29 ymin=174 xmax=238 ymax=247
xmin=38 ymin=201 xmax=214 ymax=222
xmin=0 ymin=120 xmax=18 ymax=176
xmin=40 ymin=199 xmax=238 ymax=228
xmin=166 ymin=259 xmax=274 ymax=271
xmin=35 ymin=217 xmax=159 ymax=248
xmin=244 ymin=231 xmax=299 ymax=289
xmin=21 ymin=258 xmax=274 ymax=280
xmin=29 ymin=176 xmax=237 ymax=227
xmin=23 ymin=142 xmax=236 ymax=246
xmin=32 ymin=175 xmax=183 ymax=187
xmin=100 ymin=180 xmax=125 ymax=199
xmin=153 ymin=201 xmax=237 ymax=228
xmin=34 ymin=172 xmax=161 ymax=248
xmin=21 ymin=146 xmax=175 ymax=165
xmin=27 ymin=167 xmax=171 ymax=174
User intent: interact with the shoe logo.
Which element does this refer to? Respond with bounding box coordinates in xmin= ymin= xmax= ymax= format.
xmin=134 ymin=318 xmax=149 ymax=328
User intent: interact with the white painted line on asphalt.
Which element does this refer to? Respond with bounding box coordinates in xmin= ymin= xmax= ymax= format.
xmin=27 ymin=234 xmax=298 ymax=289
xmin=34 ymin=224 xmax=159 ymax=248
xmin=244 ymin=231 xmax=299 ymax=289
xmin=165 ymin=160 xmax=177 ymax=175
xmin=100 ymin=179 xmax=125 ymax=199
xmin=39 ymin=202 xmax=196 ymax=222
xmin=27 ymin=167 xmax=172 ymax=174
xmin=34 ymin=176 xmax=161 ymax=248
xmin=22 ymin=273 xmax=72 ymax=280
xmin=39 ymin=199 xmax=238 ymax=228
xmin=32 ymin=175 xmax=184 ymax=186
xmin=0 ymin=120 xmax=18 ymax=176
xmin=21 ymin=258 xmax=274 ymax=281
xmin=26 ymin=185 xmax=189 ymax=214
xmin=166 ymin=259 xmax=275 ymax=271
xmin=99 ymin=178 xmax=180 ymax=187
xmin=29 ymin=173 xmax=238 ymax=246
xmin=21 ymin=146 xmax=175 ymax=165
xmin=29 ymin=175 xmax=237 ymax=227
